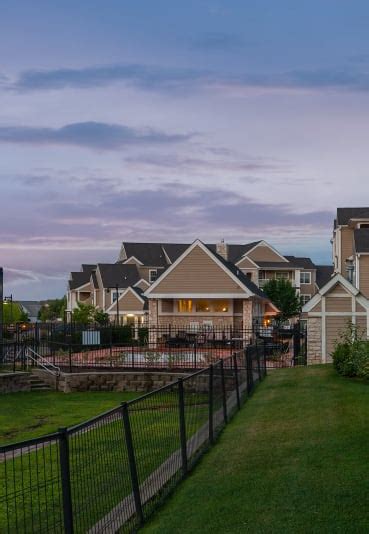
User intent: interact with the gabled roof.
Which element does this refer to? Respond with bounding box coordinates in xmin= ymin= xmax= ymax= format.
xmin=284 ymin=256 xmax=316 ymax=270
xmin=145 ymin=239 xmax=271 ymax=300
xmin=336 ymin=207 xmax=369 ymax=225
xmin=302 ymin=273 xmax=369 ymax=313
xmin=122 ymin=243 xmax=168 ymax=267
xmin=354 ymin=228 xmax=369 ymax=253
xmin=315 ymin=265 xmax=334 ymax=288
xmin=105 ymin=285 xmax=148 ymax=313
xmin=97 ymin=263 xmax=140 ymax=288
xmin=81 ymin=264 xmax=97 ymax=273
xmin=69 ymin=272 xmax=92 ymax=290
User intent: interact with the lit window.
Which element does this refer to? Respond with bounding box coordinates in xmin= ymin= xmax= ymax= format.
xmin=213 ymin=300 xmax=229 ymax=312
xmin=300 ymin=272 xmax=311 ymax=284
xmin=196 ymin=300 xmax=211 ymax=312
xmin=300 ymin=294 xmax=311 ymax=305
xmin=149 ymin=269 xmax=158 ymax=283
xmin=178 ymin=299 xmax=193 ymax=313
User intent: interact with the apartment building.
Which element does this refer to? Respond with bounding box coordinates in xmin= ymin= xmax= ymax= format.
xmin=67 ymin=238 xmax=320 ymax=329
xmin=303 ymin=207 xmax=369 ymax=364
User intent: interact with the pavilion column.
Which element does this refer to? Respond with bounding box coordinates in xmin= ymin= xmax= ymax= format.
xmin=242 ymin=299 xmax=253 ymax=343
xmin=148 ymin=299 xmax=159 ymax=347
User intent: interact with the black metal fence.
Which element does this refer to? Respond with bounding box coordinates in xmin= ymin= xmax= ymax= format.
xmin=1 ymin=323 xmax=306 ymax=372
xmin=0 ymin=348 xmax=265 ymax=533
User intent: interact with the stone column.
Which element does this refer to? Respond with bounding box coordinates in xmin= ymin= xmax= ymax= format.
xmin=148 ymin=299 xmax=159 ymax=346
xmin=307 ymin=317 xmax=322 ymax=365
xmin=242 ymin=299 xmax=253 ymax=345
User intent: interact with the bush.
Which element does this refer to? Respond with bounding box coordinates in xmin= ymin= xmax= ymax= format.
xmin=332 ymin=322 xmax=369 ymax=379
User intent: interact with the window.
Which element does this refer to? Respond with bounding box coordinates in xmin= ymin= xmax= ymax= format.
xmin=213 ymin=300 xmax=229 ymax=312
xmin=196 ymin=300 xmax=211 ymax=312
xmin=246 ymin=272 xmax=252 ymax=279
xmin=300 ymin=272 xmax=311 ymax=284
xmin=275 ymin=271 xmax=290 ymax=280
xmin=112 ymin=291 xmax=122 ymax=303
xmin=149 ymin=269 xmax=158 ymax=283
xmin=195 ymin=300 xmax=229 ymax=313
xmin=300 ymin=294 xmax=311 ymax=305
xmin=178 ymin=299 xmax=193 ymax=313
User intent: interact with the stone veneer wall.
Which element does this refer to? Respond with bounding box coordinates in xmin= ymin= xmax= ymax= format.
xmin=36 ymin=370 xmax=191 ymax=393
xmin=307 ymin=317 xmax=322 ymax=365
xmin=0 ymin=372 xmax=31 ymax=394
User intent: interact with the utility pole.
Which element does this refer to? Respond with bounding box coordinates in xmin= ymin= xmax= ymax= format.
xmin=0 ymin=267 xmax=3 ymax=362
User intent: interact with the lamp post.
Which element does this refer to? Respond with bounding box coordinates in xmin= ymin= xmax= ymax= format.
xmin=4 ymin=294 xmax=13 ymax=323
xmin=115 ymin=283 xmax=119 ymax=325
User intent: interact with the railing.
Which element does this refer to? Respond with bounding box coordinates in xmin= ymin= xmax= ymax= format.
xmin=25 ymin=346 xmax=61 ymax=377
xmin=0 ymin=348 xmax=266 ymax=533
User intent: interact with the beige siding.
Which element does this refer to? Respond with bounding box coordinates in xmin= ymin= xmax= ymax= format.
xmin=247 ymin=245 xmax=286 ymax=262
xmin=299 ymin=269 xmax=317 ymax=298
xmin=151 ymin=245 xmax=246 ymax=294
xmin=356 ymin=316 xmax=367 ymax=334
xmin=325 ymin=297 xmax=352 ymax=312
xmin=359 ymin=255 xmax=369 ymax=298
xmin=328 ymin=283 xmax=350 ymax=296
xmin=135 ymin=279 xmax=150 ymax=291
xmin=356 ymin=301 xmax=366 ymax=312
xmin=237 ymin=257 xmax=257 ymax=269
xmin=116 ymin=291 xmax=144 ymax=312
xmin=161 ymin=299 xmax=174 ymax=313
xmin=310 ymin=302 xmax=321 ymax=312
xmin=326 ymin=316 xmax=350 ymax=362
xmin=340 ymin=227 xmax=354 ymax=274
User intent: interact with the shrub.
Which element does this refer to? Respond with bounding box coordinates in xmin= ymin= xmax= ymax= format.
xmin=332 ymin=322 xmax=369 ymax=379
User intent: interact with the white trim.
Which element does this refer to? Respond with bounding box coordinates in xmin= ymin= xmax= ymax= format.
xmin=302 ymin=274 xmax=361 ymax=313
xmin=162 ymin=246 xmax=172 ymax=265
xmin=356 ymin=254 xmax=360 ymax=289
xmin=149 ymin=269 xmax=158 ymax=283
xmin=107 ymin=310 xmax=145 ymax=315
xmin=321 ymin=297 xmax=326 ymax=363
xmin=352 ymin=296 xmax=356 ymax=326
xmin=72 ymin=281 xmax=91 ymax=292
xmin=133 ymin=278 xmax=150 ymax=289
xmin=144 ymin=240 xmax=254 ymax=298
xmin=235 ymin=255 xmax=259 ymax=268
xmin=300 ymin=272 xmax=311 ymax=285
xmin=244 ymin=240 xmax=289 ymax=263
xmin=146 ymin=293 xmax=254 ymax=299
xmin=118 ymin=243 xmax=127 ymax=262
xmin=105 ymin=286 xmax=145 ymax=312
xmin=123 ymin=256 xmax=144 ymax=266
xmin=308 ymin=312 xmax=367 ymax=317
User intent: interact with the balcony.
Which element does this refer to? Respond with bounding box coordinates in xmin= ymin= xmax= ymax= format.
xmin=258 ymin=278 xmax=296 ymax=288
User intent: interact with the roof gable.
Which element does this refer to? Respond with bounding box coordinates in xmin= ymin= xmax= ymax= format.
xmin=244 ymin=241 xmax=288 ymax=263
xmin=106 ymin=286 xmax=146 ymax=313
xmin=145 ymin=240 xmax=254 ymax=297
xmin=302 ymin=274 xmax=369 ymax=312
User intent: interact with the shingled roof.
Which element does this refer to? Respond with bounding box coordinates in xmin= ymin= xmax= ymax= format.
xmin=69 ymin=264 xmax=96 ymax=290
xmin=97 ymin=263 xmax=141 ymax=288
xmin=336 ymin=207 xmax=369 ymax=225
xmin=315 ymin=265 xmax=334 ymax=288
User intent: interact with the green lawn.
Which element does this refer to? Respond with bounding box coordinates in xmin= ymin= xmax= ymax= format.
xmin=144 ymin=366 xmax=369 ymax=534
xmin=0 ymin=390 xmax=139 ymax=445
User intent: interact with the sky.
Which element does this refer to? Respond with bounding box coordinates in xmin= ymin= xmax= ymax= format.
xmin=2 ymin=0 xmax=369 ymax=299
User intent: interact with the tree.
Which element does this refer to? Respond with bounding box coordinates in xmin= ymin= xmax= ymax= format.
xmin=3 ymin=302 xmax=29 ymax=324
xmin=72 ymin=302 xmax=95 ymax=324
xmin=38 ymin=297 xmax=66 ymax=322
xmin=94 ymin=309 xmax=110 ymax=325
xmin=262 ymin=279 xmax=301 ymax=321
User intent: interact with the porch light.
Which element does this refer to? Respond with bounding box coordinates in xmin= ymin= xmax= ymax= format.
xmin=127 ymin=313 xmax=134 ymax=317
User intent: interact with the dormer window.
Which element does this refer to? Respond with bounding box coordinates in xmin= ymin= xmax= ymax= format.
xmin=149 ymin=269 xmax=158 ymax=283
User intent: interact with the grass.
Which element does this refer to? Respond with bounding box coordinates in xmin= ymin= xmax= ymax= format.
xmin=0 ymin=388 xmax=209 ymax=533
xmin=0 ymin=390 xmax=139 ymax=445
xmin=144 ymin=366 xmax=369 ymax=534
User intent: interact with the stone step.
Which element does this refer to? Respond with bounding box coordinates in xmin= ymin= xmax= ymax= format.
xmin=30 ymin=374 xmax=53 ymax=391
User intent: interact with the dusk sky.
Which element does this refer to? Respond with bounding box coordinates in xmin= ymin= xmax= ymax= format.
xmin=2 ymin=1 xmax=369 ymax=299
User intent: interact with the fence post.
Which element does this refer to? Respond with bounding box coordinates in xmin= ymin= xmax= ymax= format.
xmin=220 ymin=359 xmax=227 ymax=424
xmin=256 ymin=346 xmax=262 ymax=382
xmin=194 ymin=338 xmax=197 ymax=369
xmin=68 ymin=341 xmax=72 ymax=373
xmin=208 ymin=365 xmax=214 ymax=444
xmin=121 ymin=402 xmax=144 ymax=526
xmin=233 ymin=353 xmax=241 ymax=410
xmin=178 ymin=379 xmax=188 ymax=477
xmin=109 ymin=326 xmax=113 ymax=367
xmin=59 ymin=428 xmax=74 ymax=534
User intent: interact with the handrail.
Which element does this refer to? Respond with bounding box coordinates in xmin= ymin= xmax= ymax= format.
xmin=26 ymin=347 xmax=61 ymax=377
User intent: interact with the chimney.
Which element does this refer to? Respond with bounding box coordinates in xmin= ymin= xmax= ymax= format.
xmin=216 ymin=239 xmax=229 ymax=261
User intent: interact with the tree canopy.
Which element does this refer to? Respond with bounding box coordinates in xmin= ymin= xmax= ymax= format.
xmin=262 ymin=279 xmax=301 ymax=321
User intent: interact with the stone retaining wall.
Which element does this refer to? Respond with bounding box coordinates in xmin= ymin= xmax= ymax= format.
xmin=35 ymin=370 xmax=191 ymax=393
xmin=0 ymin=372 xmax=31 ymax=394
